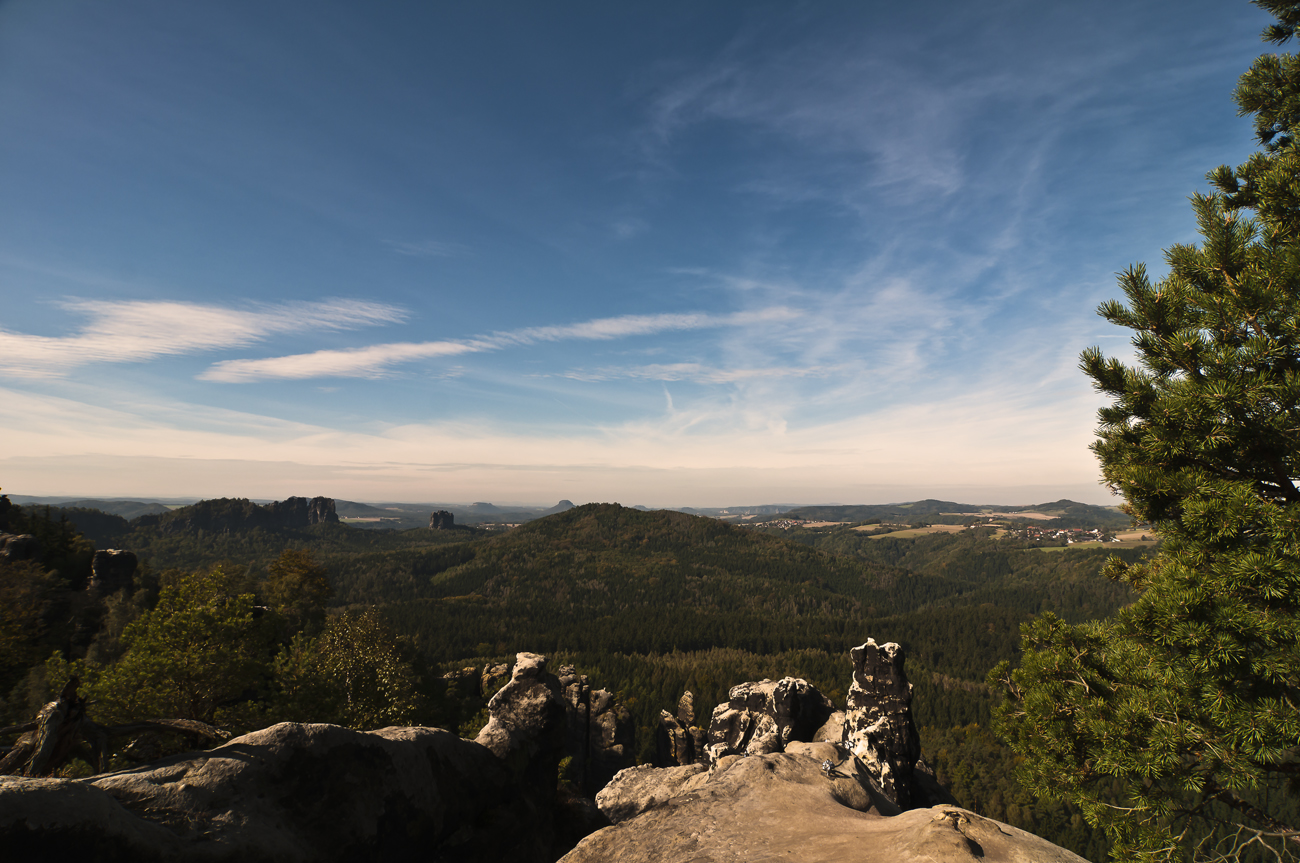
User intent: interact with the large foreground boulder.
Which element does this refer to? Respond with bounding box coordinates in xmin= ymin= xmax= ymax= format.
xmin=565 ymin=744 xmax=1086 ymax=863
xmin=0 ymin=722 xmax=557 ymax=863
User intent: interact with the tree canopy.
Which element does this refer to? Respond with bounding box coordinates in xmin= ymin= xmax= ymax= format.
xmin=992 ymin=3 xmax=1300 ymax=860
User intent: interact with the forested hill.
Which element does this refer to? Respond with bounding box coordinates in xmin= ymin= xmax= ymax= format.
xmin=332 ymin=503 xmax=918 ymax=657
xmin=3 ymin=497 xmax=1148 ymax=859
xmin=786 ymin=499 xmax=1130 ymax=528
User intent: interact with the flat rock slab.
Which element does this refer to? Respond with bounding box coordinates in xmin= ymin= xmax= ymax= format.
xmin=1 ymin=722 xmax=553 ymax=863
xmin=562 ymin=749 xmax=1086 ymax=863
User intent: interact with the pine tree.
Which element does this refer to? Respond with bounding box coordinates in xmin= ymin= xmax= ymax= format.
xmin=991 ymin=3 xmax=1300 ymax=860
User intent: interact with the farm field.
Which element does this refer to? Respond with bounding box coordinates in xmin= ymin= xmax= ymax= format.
xmin=864 ymin=524 xmax=968 ymax=539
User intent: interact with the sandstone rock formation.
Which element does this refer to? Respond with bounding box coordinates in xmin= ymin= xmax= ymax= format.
xmin=89 ymin=549 xmax=137 ymax=594
xmin=704 ymin=676 xmax=836 ymax=761
xmin=475 ymin=652 xmax=568 ymax=796
xmin=1 ymin=722 xmax=558 ymax=863
xmin=0 ymin=532 xmax=40 ymax=562
xmin=134 ymin=496 xmax=338 ymax=534
xmin=429 ymin=509 xmax=455 ymax=529
xmin=593 ymin=762 xmax=707 ymax=824
xmin=585 ymin=638 xmax=971 ymax=861
xmin=844 ymin=638 xmax=925 ymax=809
xmin=0 ymin=643 xmax=1061 ymax=863
xmin=566 ymin=745 xmax=1086 ymax=863
xmin=556 ymin=665 xmax=634 ymax=796
xmin=655 ymin=691 xmax=707 ymax=767
xmin=440 ymin=665 xmax=481 ymax=698
xmin=481 ymin=662 xmax=511 ymax=696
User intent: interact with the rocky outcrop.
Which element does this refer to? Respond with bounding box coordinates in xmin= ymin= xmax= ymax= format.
xmin=589 ymin=637 xmax=960 ymax=857
xmin=481 ymin=662 xmax=510 ymax=696
xmin=134 ymin=497 xmax=338 ymax=534
xmin=0 ymin=643 xmax=1021 ymax=863
xmin=475 ymin=652 xmax=568 ymax=796
xmin=0 ymin=722 xmax=558 ymax=863
xmin=0 ymin=494 xmax=14 ymax=531
xmin=0 ymin=533 xmax=40 ymax=563
xmin=429 ymin=509 xmax=455 ymax=530
xmin=704 ymin=677 xmax=836 ymax=762
xmin=440 ymin=665 xmax=481 ymax=698
xmin=566 ymin=745 xmax=1086 ymax=863
xmin=844 ymin=638 xmax=926 ymax=809
xmin=655 ymin=691 xmax=706 ymax=767
xmin=1 ymin=652 xmax=603 ymax=863
xmin=594 ymin=762 xmax=707 ymax=824
xmin=557 ymin=666 xmax=634 ymax=797
xmin=89 ymin=549 xmax=137 ymax=594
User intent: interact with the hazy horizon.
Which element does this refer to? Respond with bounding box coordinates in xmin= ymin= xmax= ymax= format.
xmin=0 ymin=1 xmax=1266 ymax=506
xmin=5 ymin=486 xmax=1122 ymax=511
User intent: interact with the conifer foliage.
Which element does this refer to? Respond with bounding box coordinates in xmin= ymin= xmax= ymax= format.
xmin=992 ymin=3 xmax=1300 ymax=860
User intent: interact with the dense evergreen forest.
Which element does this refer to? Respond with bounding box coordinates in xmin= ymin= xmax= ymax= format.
xmin=0 ymin=496 xmax=1147 ymax=862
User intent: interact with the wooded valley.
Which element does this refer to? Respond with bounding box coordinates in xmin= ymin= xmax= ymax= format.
xmin=0 ymin=495 xmax=1147 ymax=861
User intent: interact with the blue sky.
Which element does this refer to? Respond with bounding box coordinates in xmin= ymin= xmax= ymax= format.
xmin=0 ymin=0 xmax=1275 ymax=506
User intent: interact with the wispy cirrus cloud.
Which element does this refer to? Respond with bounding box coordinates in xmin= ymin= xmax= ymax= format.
xmin=0 ymin=298 xmax=406 ymax=378
xmin=384 ymin=239 xmax=469 ymax=258
xmin=201 ymin=308 xmax=800 ymax=383
xmin=559 ymin=362 xmax=832 ymax=384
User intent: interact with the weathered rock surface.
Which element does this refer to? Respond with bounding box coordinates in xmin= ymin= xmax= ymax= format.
xmin=813 ymin=709 xmax=845 ymax=743
xmin=655 ymin=709 xmax=703 ymax=767
xmin=429 ymin=509 xmax=455 ymax=530
xmin=475 ymin=652 xmax=568 ymax=794
xmin=567 ymin=746 xmax=1086 ymax=863
xmin=556 ymin=665 xmax=634 ymax=797
xmin=0 ymin=533 xmax=40 ymax=562
xmin=0 ymin=722 xmax=555 ymax=863
xmin=844 ymin=638 xmax=929 ymax=809
xmin=594 ymin=762 xmax=707 ymax=824
xmin=705 ymin=676 xmax=835 ymax=762
xmin=89 ymin=549 xmax=138 ymax=594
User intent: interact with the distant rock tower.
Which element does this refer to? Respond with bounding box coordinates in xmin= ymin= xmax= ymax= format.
xmin=430 ymin=510 xmax=455 ymax=530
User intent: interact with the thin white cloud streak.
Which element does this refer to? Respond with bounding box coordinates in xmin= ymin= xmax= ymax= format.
xmin=200 ymin=308 xmax=800 ymax=383
xmin=0 ymin=298 xmax=406 ymax=378
xmin=384 ymin=239 xmax=468 ymax=257
xmin=560 ymin=363 xmax=833 ymax=384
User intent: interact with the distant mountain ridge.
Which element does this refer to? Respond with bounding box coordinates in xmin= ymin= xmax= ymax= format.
xmin=8 ymin=497 xmax=177 ymax=519
xmin=785 ymin=499 xmax=1129 ymax=529
xmin=13 ymin=494 xmax=1126 ymax=537
xmin=132 ymin=496 xmax=339 ymax=534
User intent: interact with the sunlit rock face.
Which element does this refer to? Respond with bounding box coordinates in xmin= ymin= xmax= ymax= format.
xmin=568 ymin=747 xmax=1087 ymax=863
xmin=843 ymin=638 xmax=924 ymax=809
xmin=580 ymin=637 xmax=988 ymax=863
xmin=704 ymin=677 xmax=836 ymax=762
